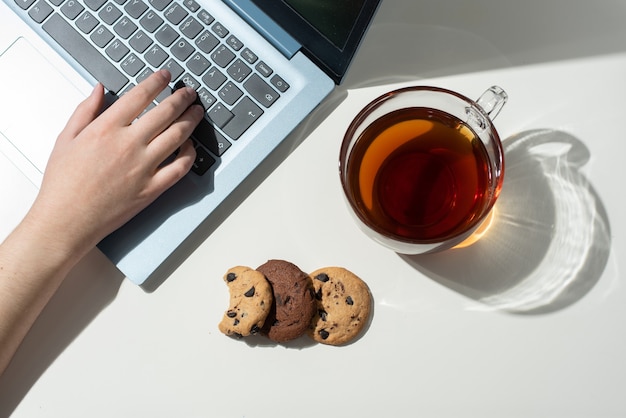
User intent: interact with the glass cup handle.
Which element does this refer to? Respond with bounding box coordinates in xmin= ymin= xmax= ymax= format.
xmin=476 ymin=86 xmax=508 ymax=120
xmin=466 ymin=86 xmax=508 ymax=131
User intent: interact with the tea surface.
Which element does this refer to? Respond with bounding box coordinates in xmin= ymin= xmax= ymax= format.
xmin=347 ymin=107 xmax=492 ymax=242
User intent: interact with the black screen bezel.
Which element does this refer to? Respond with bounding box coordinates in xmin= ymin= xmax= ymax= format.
xmin=249 ymin=0 xmax=381 ymax=84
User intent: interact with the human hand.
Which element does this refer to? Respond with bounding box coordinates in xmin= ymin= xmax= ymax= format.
xmin=24 ymin=69 xmax=203 ymax=259
xmin=0 ymin=69 xmax=204 ymax=374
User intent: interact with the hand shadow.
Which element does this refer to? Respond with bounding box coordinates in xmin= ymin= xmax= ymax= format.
xmin=402 ymin=129 xmax=612 ymax=314
xmin=0 ymin=249 xmax=123 ymax=417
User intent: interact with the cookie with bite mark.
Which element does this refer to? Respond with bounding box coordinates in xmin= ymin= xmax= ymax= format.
xmin=218 ymin=266 xmax=273 ymax=338
xmin=307 ymin=267 xmax=372 ymax=345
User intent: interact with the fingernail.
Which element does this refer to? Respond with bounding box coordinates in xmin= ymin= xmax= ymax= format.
xmin=172 ymin=81 xmax=196 ymax=100
xmin=88 ymin=83 xmax=103 ymax=101
xmin=158 ymin=69 xmax=171 ymax=82
xmin=91 ymin=83 xmax=101 ymax=95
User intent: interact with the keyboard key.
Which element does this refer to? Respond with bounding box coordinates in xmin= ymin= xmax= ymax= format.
xmin=187 ymin=52 xmax=210 ymax=76
xmin=99 ymin=3 xmax=122 ymax=24
xmin=163 ymin=3 xmax=187 ymax=25
xmin=148 ymin=0 xmax=171 ymax=11
xmin=227 ymin=58 xmax=251 ymax=83
xmin=207 ymin=103 xmax=233 ymax=128
xmin=113 ymin=16 xmax=138 ymax=39
xmin=182 ymin=0 xmax=199 ymax=13
xmin=196 ymin=87 xmax=216 ymax=110
xmin=192 ymin=119 xmax=231 ymax=157
xmin=195 ymin=30 xmax=219 ymax=54
xmin=191 ymin=144 xmax=215 ymax=176
xmin=120 ymin=53 xmax=145 ymax=76
xmin=49 ymin=0 xmax=64 ymax=6
xmin=136 ymin=67 xmax=153 ymax=83
xmin=226 ymin=35 xmax=243 ymax=51
xmin=91 ymin=25 xmax=114 ymax=48
xmin=15 ymin=0 xmax=37 ymax=10
xmin=125 ymin=0 xmax=148 ymax=18
xmin=244 ymin=74 xmax=279 ymax=108
xmin=218 ymin=81 xmax=242 ymax=106
xmin=144 ymin=44 xmax=168 ymax=67
xmin=43 ymin=13 xmax=129 ymax=92
xmin=155 ymin=24 xmax=178 ymax=47
xmin=202 ymin=66 xmax=226 ymax=90
xmin=129 ymin=30 xmax=152 ymax=53
xmin=28 ymin=0 xmax=53 ymax=23
xmin=180 ymin=16 xmax=203 ymax=39
xmin=85 ymin=0 xmax=107 ymax=10
xmin=211 ymin=22 xmax=229 ymax=38
xmin=255 ymin=61 xmax=272 ymax=77
xmin=76 ymin=11 xmax=99 ymax=33
xmin=60 ymin=0 xmax=84 ymax=19
xmin=197 ymin=10 xmax=214 ymax=26
xmin=171 ymin=38 xmax=194 ymax=61
xmin=139 ymin=10 xmax=163 ymax=33
xmin=211 ymin=45 xmax=235 ymax=68
xmin=162 ymin=58 xmax=184 ymax=80
xmin=179 ymin=73 xmax=200 ymax=90
xmin=223 ymin=97 xmax=263 ymax=140
xmin=270 ymin=74 xmax=290 ymax=92
xmin=208 ymin=130 xmax=232 ymax=157
xmin=241 ymin=48 xmax=258 ymax=64
xmin=105 ymin=39 xmax=130 ymax=62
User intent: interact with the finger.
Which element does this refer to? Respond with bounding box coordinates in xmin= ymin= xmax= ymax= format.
xmin=101 ymin=69 xmax=171 ymax=126
xmin=59 ymin=83 xmax=105 ymax=140
xmin=147 ymin=104 xmax=204 ymax=164
xmin=149 ymin=138 xmax=196 ymax=195
xmin=133 ymin=86 xmax=199 ymax=143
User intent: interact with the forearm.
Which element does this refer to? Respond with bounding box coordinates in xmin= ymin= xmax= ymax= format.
xmin=0 ymin=213 xmax=85 ymax=375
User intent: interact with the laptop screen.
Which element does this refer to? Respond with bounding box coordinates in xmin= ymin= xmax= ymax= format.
xmin=283 ymin=0 xmax=367 ymax=49
xmin=250 ymin=0 xmax=380 ymax=84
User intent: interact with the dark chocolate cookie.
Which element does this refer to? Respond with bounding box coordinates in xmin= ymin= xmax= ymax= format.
xmin=256 ymin=260 xmax=316 ymax=342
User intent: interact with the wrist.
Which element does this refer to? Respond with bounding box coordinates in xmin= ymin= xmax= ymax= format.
xmin=14 ymin=203 xmax=93 ymax=278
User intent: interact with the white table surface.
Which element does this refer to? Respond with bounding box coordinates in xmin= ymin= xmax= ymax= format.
xmin=2 ymin=1 xmax=626 ymax=416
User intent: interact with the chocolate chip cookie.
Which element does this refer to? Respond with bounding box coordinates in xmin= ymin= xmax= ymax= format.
xmin=307 ymin=267 xmax=372 ymax=345
xmin=218 ymin=266 xmax=273 ymax=338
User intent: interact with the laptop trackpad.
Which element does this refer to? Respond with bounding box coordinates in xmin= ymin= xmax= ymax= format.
xmin=0 ymin=37 xmax=85 ymax=186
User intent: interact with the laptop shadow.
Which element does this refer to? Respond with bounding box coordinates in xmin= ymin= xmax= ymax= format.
xmin=0 ymin=249 xmax=124 ymax=417
xmin=401 ymin=129 xmax=612 ymax=314
xmin=140 ymin=87 xmax=349 ymax=292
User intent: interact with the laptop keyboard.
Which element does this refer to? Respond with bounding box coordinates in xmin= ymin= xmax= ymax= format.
xmin=14 ymin=0 xmax=291 ymax=176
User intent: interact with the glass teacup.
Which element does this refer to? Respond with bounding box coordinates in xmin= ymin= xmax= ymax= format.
xmin=339 ymin=86 xmax=508 ymax=254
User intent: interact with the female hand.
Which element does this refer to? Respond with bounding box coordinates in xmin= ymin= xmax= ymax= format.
xmin=27 ymin=69 xmax=204 ymax=260
xmin=0 ymin=70 xmax=204 ymax=375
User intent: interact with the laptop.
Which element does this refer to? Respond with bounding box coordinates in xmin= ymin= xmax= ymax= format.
xmin=0 ymin=0 xmax=380 ymax=287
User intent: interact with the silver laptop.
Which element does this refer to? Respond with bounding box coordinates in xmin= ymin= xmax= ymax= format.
xmin=0 ymin=0 xmax=380 ymax=287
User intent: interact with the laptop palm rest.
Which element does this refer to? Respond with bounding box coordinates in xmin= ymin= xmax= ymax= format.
xmin=0 ymin=37 xmax=84 ymax=187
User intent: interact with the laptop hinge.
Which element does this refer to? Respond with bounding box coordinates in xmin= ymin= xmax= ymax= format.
xmin=222 ymin=0 xmax=301 ymax=59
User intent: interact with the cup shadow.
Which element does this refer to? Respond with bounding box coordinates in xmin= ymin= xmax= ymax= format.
xmin=401 ymin=129 xmax=612 ymax=314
